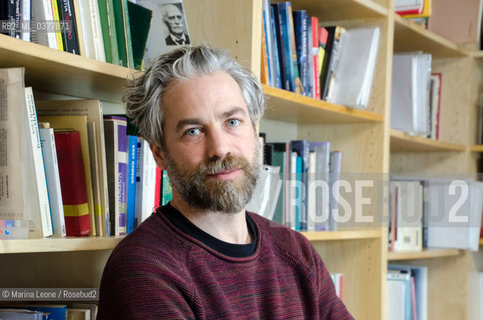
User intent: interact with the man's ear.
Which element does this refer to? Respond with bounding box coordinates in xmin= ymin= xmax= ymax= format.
xmin=149 ymin=144 xmax=167 ymax=170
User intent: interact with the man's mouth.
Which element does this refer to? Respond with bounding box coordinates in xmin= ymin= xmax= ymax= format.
xmin=207 ymin=168 xmax=241 ymax=180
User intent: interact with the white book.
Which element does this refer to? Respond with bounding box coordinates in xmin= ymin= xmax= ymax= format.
xmin=0 ymin=68 xmax=25 ymax=221
xmin=77 ymin=0 xmax=97 ymax=59
xmin=87 ymin=122 xmax=103 ymax=236
xmin=39 ymin=127 xmax=67 ymax=237
xmin=24 ymin=87 xmax=53 ymax=237
xmin=135 ymin=138 xmax=156 ymax=226
xmin=31 ymin=0 xmax=58 ymax=50
xmin=21 ymin=0 xmax=31 ymax=42
xmin=88 ymin=0 xmax=107 ymax=62
xmin=325 ymin=26 xmax=380 ymax=109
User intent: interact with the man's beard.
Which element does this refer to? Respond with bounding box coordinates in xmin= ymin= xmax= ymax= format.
xmin=163 ymin=149 xmax=260 ymax=214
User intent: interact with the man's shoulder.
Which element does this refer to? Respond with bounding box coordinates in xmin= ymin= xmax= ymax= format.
xmin=249 ymin=212 xmax=317 ymax=268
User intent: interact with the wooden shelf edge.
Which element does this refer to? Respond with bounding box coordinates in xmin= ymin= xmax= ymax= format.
xmin=301 ymin=229 xmax=382 ymax=241
xmin=0 ymin=236 xmax=124 ymax=254
xmin=354 ymin=0 xmax=389 ymax=16
xmin=0 ymin=34 xmax=134 ymax=80
xmin=392 ymin=13 xmax=468 ymax=57
xmin=387 ymin=248 xmax=461 ymax=261
xmin=263 ymin=85 xmax=384 ymax=123
xmin=471 ymin=145 xmax=483 ymax=152
xmin=390 ymin=129 xmax=466 ymax=152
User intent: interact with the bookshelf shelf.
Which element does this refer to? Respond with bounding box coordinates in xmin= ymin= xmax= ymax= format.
xmin=263 ymin=85 xmax=384 ymax=124
xmin=474 ymin=51 xmax=483 ymax=59
xmin=393 ymin=14 xmax=468 ymax=58
xmin=0 ymin=34 xmax=134 ymax=103
xmin=387 ymin=248 xmax=461 ymax=261
xmin=471 ymin=145 xmax=483 ymax=152
xmin=301 ymin=229 xmax=382 ymax=241
xmin=0 ymin=237 xmax=123 ymax=254
xmin=390 ymin=129 xmax=466 ymax=152
xmin=291 ymin=0 xmax=388 ymax=21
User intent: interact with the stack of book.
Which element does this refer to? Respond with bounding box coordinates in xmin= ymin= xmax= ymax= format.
xmin=1 ymin=0 xmax=192 ymax=70
xmin=261 ymin=0 xmax=380 ymax=109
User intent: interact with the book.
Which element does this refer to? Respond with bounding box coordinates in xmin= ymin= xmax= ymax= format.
xmin=325 ymin=26 xmax=380 ymax=109
xmin=311 ymin=16 xmax=320 ymax=99
xmin=104 ymin=116 xmax=128 ymax=236
xmin=402 ymin=0 xmax=431 ymax=18
xmin=265 ymin=142 xmax=290 ymax=226
xmin=329 ymin=151 xmax=342 ymax=231
xmin=134 ymin=138 xmax=157 ymax=226
xmin=0 ymin=68 xmax=26 ymax=223
xmin=317 ymin=26 xmax=329 ymax=98
xmin=127 ymin=1 xmax=152 ymax=70
xmin=31 ymin=0 xmax=58 ymax=50
xmin=262 ymin=0 xmax=280 ymax=88
xmin=307 ymin=142 xmax=331 ymax=231
xmin=126 ymin=135 xmax=138 ymax=234
xmin=161 ymin=170 xmax=173 ymax=206
xmin=136 ymin=0 xmax=191 ymax=67
xmin=99 ymin=0 xmax=120 ymax=65
xmin=290 ymin=140 xmax=311 ymax=230
xmin=51 ymin=0 xmax=65 ymax=51
xmin=429 ymin=73 xmax=442 ymax=140
xmin=395 ymin=0 xmax=424 ymax=15
xmin=87 ymin=122 xmax=103 ymax=236
xmin=74 ymin=0 xmax=96 ymax=59
xmin=36 ymin=99 xmax=109 ymax=236
xmin=320 ymin=26 xmax=346 ymax=101
xmin=58 ymin=0 xmax=81 ymax=54
xmin=293 ymin=10 xmax=309 ymax=96
xmin=39 ymin=126 xmax=67 ymax=237
xmin=38 ymin=114 xmax=96 ymax=236
xmin=23 ymin=87 xmax=53 ymax=238
xmin=0 ymin=309 xmax=43 ymax=320
xmin=88 ymin=0 xmax=106 ymax=62
xmin=55 ymin=130 xmax=92 ymax=236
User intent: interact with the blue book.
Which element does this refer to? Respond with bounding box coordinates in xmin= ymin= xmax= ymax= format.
xmin=295 ymin=156 xmax=303 ymax=231
xmin=14 ymin=305 xmax=67 ymax=320
xmin=277 ymin=2 xmax=301 ymax=93
xmin=291 ymin=140 xmax=310 ymax=231
xmin=270 ymin=6 xmax=282 ymax=88
xmin=293 ymin=10 xmax=309 ymax=96
xmin=126 ymin=135 xmax=138 ymax=234
xmin=271 ymin=3 xmax=287 ymax=90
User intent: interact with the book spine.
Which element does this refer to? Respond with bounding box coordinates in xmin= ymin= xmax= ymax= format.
xmin=286 ymin=3 xmax=302 ymax=94
xmin=24 ymin=87 xmax=53 ymax=237
xmin=134 ymin=138 xmax=156 ymax=226
xmin=58 ymin=0 xmax=81 ymax=54
xmin=116 ymin=120 xmax=128 ymax=235
xmin=96 ymin=0 xmax=113 ymax=63
xmin=154 ymin=166 xmax=161 ymax=209
xmin=87 ymin=122 xmax=102 ymax=236
xmin=105 ymin=0 xmax=120 ymax=65
xmin=126 ymin=135 xmax=137 ymax=234
xmin=161 ymin=170 xmax=172 ymax=206
xmin=112 ymin=0 xmax=128 ymax=67
xmin=51 ymin=0 xmax=65 ymax=50
xmin=278 ymin=2 xmax=297 ymax=92
xmin=21 ymin=0 xmax=31 ymax=42
xmin=329 ymin=151 xmax=342 ymax=231
xmin=73 ymin=0 xmax=91 ymax=58
xmin=39 ymin=128 xmax=67 ymax=237
xmin=55 ymin=131 xmax=92 ymax=236
xmin=31 ymin=0 xmax=58 ymax=49
xmin=88 ymin=0 xmax=106 ymax=61
xmin=121 ymin=0 xmax=134 ymax=68
xmin=311 ymin=16 xmax=320 ymax=99
xmin=293 ymin=10 xmax=308 ymax=96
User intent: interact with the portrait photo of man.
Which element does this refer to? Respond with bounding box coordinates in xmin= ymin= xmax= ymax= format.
xmin=161 ymin=3 xmax=190 ymax=46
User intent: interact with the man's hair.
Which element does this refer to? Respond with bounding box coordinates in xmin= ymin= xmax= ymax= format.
xmin=123 ymin=45 xmax=266 ymax=148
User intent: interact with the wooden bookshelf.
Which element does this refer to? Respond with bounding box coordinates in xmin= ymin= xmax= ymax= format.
xmin=393 ymin=14 xmax=469 ymax=58
xmin=301 ymin=229 xmax=382 ymax=241
xmin=387 ymin=248 xmax=461 ymax=261
xmin=390 ymin=129 xmax=466 ymax=152
xmin=290 ymin=0 xmax=388 ymax=20
xmin=0 ymin=237 xmax=123 ymax=254
xmin=263 ymin=85 xmax=384 ymax=124
xmin=471 ymin=145 xmax=483 ymax=152
xmin=0 ymin=34 xmax=133 ymax=103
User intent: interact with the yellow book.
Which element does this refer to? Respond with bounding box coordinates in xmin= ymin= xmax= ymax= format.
xmin=51 ymin=0 xmax=65 ymax=51
xmin=403 ymin=0 xmax=431 ymax=18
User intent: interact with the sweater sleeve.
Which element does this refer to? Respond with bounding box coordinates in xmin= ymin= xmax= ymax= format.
xmin=97 ymin=247 xmax=197 ymax=320
xmin=313 ymin=248 xmax=354 ymax=320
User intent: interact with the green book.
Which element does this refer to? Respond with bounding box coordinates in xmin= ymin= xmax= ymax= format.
xmin=104 ymin=0 xmax=120 ymax=65
xmin=97 ymin=0 xmax=113 ymax=63
xmin=121 ymin=0 xmax=135 ymax=69
xmin=111 ymin=0 xmax=128 ymax=67
xmin=128 ymin=1 xmax=152 ymax=70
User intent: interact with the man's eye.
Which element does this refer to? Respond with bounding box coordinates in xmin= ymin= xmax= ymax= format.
xmin=185 ymin=128 xmax=201 ymax=136
xmin=227 ymin=119 xmax=240 ymax=127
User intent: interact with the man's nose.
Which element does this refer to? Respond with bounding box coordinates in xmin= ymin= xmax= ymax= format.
xmin=206 ymin=128 xmax=231 ymax=160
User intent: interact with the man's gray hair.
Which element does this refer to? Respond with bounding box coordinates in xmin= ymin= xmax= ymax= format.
xmin=123 ymin=45 xmax=266 ymax=148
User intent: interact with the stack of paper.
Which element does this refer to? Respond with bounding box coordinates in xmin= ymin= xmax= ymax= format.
xmin=391 ymin=52 xmax=432 ymax=136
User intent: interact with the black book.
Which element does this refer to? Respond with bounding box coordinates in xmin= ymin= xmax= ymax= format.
xmin=57 ymin=0 xmax=80 ymax=54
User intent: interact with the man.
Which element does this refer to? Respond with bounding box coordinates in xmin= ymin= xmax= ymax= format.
xmin=97 ymin=45 xmax=353 ymax=319
xmin=162 ymin=3 xmax=190 ymax=46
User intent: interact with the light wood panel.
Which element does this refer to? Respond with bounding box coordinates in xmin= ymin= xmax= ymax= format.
xmin=0 ymin=237 xmax=123 ymax=254
xmin=390 ymin=129 xmax=466 ymax=152
xmin=313 ymin=237 xmax=384 ymax=320
xmin=302 ymin=229 xmax=382 ymax=241
xmin=387 ymin=248 xmax=460 ymax=260
xmin=471 ymin=145 xmax=483 ymax=152
xmin=393 ymin=14 xmax=468 ymax=58
xmin=0 ymin=34 xmax=132 ymax=103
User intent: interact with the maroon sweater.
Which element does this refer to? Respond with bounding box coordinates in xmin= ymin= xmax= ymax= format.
xmin=98 ymin=204 xmax=354 ymax=319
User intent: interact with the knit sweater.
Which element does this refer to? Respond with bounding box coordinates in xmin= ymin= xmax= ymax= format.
xmin=97 ymin=204 xmax=354 ymax=319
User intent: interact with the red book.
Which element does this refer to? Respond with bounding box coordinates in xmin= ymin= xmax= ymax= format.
xmin=154 ymin=166 xmax=162 ymax=209
xmin=54 ymin=130 xmax=91 ymax=236
xmin=311 ymin=16 xmax=320 ymax=100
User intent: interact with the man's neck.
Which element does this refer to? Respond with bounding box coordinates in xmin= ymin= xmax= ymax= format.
xmin=170 ymin=196 xmax=252 ymax=245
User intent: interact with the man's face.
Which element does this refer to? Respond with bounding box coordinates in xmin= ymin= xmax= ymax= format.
xmin=163 ymin=5 xmax=184 ymax=36
xmin=153 ymin=71 xmax=260 ymax=213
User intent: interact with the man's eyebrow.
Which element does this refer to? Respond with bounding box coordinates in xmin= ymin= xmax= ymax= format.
xmin=175 ymin=118 xmax=203 ymax=133
xmin=221 ymin=106 xmax=246 ymax=119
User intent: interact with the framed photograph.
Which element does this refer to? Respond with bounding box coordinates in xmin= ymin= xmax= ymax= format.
xmin=136 ymin=0 xmax=191 ymax=67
